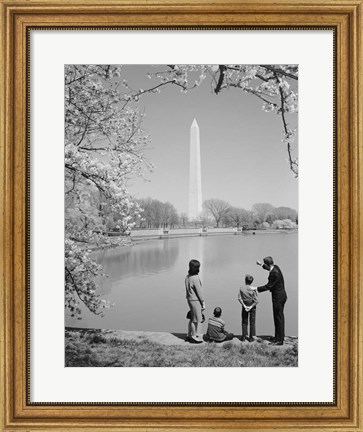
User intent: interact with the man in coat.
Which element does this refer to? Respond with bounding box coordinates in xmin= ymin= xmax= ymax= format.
xmin=257 ymin=256 xmax=287 ymax=345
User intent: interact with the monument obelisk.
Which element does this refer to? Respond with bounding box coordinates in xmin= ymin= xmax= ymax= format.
xmin=188 ymin=119 xmax=202 ymax=220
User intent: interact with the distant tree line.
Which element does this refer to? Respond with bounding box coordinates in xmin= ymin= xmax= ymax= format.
xmin=126 ymin=197 xmax=297 ymax=230
xmin=203 ymin=199 xmax=298 ymax=229
xmin=134 ymin=198 xmax=179 ymax=228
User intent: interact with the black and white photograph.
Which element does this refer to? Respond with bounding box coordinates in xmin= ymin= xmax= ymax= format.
xmin=65 ymin=64 xmax=298 ymax=367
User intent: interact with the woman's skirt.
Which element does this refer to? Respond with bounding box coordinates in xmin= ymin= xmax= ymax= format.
xmin=187 ymin=300 xmax=202 ymax=323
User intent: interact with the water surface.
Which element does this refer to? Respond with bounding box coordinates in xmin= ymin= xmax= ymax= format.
xmin=66 ymin=233 xmax=298 ymax=336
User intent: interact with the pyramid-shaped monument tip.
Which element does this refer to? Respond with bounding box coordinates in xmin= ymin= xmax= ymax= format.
xmin=191 ymin=118 xmax=198 ymax=128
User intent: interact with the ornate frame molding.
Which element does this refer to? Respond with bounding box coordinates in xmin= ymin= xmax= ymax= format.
xmin=0 ymin=1 xmax=362 ymax=430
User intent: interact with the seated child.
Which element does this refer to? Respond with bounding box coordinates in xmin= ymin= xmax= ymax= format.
xmin=238 ymin=274 xmax=258 ymax=342
xmin=206 ymin=307 xmax=234 ymax=342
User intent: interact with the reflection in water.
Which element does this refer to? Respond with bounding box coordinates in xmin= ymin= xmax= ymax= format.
xmin=186 ymin=235 xmax=204 ymax=281
xmin=94 ymin=239 xmax=179 ymax=285
xmin=65 ymin=233 xmax=298 ymax=337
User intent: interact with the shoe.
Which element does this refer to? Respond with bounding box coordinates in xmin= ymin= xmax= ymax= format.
xmin=249 ymin=337 xmax=255 ymax=342
xmin=269 ymin=337 xmax=278 ymax=343
xmin=272 ymin=341 xmax=283 ymax=346
xmin=190 ymin=336 xmax=203 ymax=344
xmin=240 ymin=336 xmax=246 ymax=342
xmin=185 ymin=336 xmax=191 ymax=342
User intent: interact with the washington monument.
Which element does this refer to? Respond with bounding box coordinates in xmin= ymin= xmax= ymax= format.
xmin=188 ymin=119 xmax=202 ymax=220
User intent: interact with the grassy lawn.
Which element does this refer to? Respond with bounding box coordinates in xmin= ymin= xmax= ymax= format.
xmin=65 ymin=329 xmax=298 ymax=367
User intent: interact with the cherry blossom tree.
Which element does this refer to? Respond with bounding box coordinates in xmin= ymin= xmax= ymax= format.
xmin=272 ymin=219 xmax=297 ymax=229
xmin=65 ymin=65 xmax=151 ymax=318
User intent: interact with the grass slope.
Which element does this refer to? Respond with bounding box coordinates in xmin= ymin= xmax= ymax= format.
xmin=65 ymin=329 xmax=298 ymax=367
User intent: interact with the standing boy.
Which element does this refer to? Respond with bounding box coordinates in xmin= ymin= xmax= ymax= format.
xmin=238 ymin=274 xmax=258 ymax=342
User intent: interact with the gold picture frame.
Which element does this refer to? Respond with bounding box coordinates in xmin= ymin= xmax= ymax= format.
xmin=1 ymin=0 xmax=362 ymax=430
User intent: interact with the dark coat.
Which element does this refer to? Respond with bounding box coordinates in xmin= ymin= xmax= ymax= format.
xmin=257 ymin=265 xmax=287 ymax=303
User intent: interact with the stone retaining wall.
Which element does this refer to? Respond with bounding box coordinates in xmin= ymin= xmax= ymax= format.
xmin=130 ymin=227 xmax=242 ymax=238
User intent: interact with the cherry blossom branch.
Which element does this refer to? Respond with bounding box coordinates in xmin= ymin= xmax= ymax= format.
xmin=65 ymin=171 xmax=77 ymax=195
xmin=275 ymin=75 xmax=298 ymax=177
xmin=65 ymin=163 xmax=111 ymax=198
xmin=78 ymin=146 xmax=107 ymax=152
xmin=261 ymin=65 xmax=298 ymax=80
xmin=214 ymin=65 xmax=227 ymax=94
xmin=65 ymin=267 xmax=103 ymax=315
xmin=228 ymin=83 xmax=279 ymax=107
xmin=130 ymin=79 xmax=194 ymax=100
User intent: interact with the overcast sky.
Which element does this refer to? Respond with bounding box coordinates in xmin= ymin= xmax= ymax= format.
xmin=123 ymin=65 xmax=298 ymax=214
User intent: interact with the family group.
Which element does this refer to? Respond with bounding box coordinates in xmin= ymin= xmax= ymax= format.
xmin=185 ymin=256 xmax=288 ymax=345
